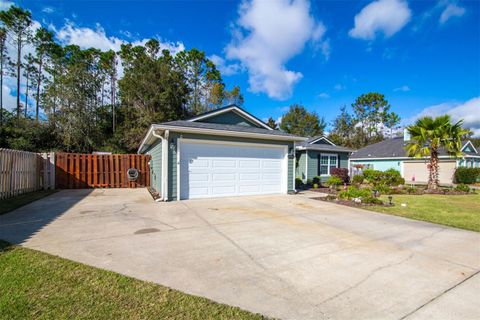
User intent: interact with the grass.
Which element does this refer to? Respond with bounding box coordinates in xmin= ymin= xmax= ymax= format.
xmin=0 ymin=240 xmax=265 ymax=320
xmin=0 ymin=190 xmax=58 ymax=215
xmin=366 ymin=193 xmax=480 ymax=232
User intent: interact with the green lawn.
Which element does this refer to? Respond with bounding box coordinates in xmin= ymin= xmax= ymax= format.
xmin=0 ymin=190 xmax=58 ymax=215
xmin=0 ymin=241 xmax=264 ymax=320
xmin=367 ymin=193 xmax=480 ymax=232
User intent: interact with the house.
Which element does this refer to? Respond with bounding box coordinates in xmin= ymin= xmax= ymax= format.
xmin=138 ymin=105 xmax=306 ymax=200
xmin=295 ymin=136 xmax=353 ymax=183
xmin=349 ymin=131 xmax=479 ymax=185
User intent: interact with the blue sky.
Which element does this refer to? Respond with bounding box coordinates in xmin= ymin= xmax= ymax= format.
xmin=3 ymin=0 xmax=480 ymax=134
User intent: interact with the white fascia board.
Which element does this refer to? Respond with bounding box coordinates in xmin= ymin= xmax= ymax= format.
xmin=187 ymin=106 xmax=273 ymax=131
xmin=137 ymin=125 xmax=155 ymax=154
xmin=308 ymin=136 xmax=336 ymax=146
xmin=152 ymin=124 xmax=306 ymax=142
xmin=462 ymin=141 xmax=478 ymax=154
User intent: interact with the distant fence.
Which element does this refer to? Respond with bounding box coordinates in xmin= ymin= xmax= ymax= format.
xmin=55 ymin=153 xmax=150 ymax=189
xmin=0 ymin=149 xmax=55 ymax=200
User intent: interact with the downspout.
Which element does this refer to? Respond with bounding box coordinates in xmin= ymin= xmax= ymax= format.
xmin=152 ymin=129 xmax=169 ymax=202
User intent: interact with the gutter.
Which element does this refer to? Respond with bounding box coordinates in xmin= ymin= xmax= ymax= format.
xmin=152 ymin=129 xmax=169 ymax=202
xmin=152 ymin=124 xmax=306 ymax=142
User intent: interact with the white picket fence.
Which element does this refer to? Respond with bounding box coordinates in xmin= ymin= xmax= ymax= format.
xmin=0 ymin=149 xmax=55 ymax=200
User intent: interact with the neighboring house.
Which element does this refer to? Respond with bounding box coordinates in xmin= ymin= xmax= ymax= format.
xmin=295 ymin=136 xmax=353 ymax=183
xmin=349 ymin=131 xmax=480 ymax=185
xmin=138 ymin=105 xmax=305 ymax=200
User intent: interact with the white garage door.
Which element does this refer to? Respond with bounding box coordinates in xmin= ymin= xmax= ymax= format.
xmin=179 ymin=140 xmax=287 ymax=199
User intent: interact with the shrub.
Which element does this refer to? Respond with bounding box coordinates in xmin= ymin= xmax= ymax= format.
xmin=306 ymin=179 xmax=313 ymax=186
xmin=362 ymin=169 xmax=381 ymax=183
xmin=363 ymin=168 xmax=404 ymax=186
xmin=406 ymin=186 xmax=418 ymax=194
xmin=312 ymin=176 xmax=321 ymax=185
xmin=383 ymin=169 xmax=405 ymax=186
xmin=338 ymin=186 xmax=371 ymax=200
xmin=373 ymin=184 xmax=391 ymax=195
xmin=313 ymin=183 xmax=319 ymax=189
xmin=331 ymin=168 xmax=349 ymax=183
xmin=352 ymin=174 xmax=364 ymax=185
xmin=362 ymin=196 xmax=384 ymax=205
xmin=455 ymin=184 xmax=471 ymax=193
xmin=325 ymin=176 xmax=343 ymax=188
xmin=295 ymin=178 xmax=303 ymax=189
xmin=454 ymin=167 xmax=480 ymax=184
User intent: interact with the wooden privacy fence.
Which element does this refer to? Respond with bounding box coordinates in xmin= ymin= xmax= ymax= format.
xmin=0 ymin=149 xmax=55 ymax=200
xmin=55 ymin=153 xmax=150 ymax=189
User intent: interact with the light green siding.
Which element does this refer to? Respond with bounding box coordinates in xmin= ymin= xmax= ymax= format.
xmin=145 ymin=141 xmax=162 ymax=194
xmin=350 ymin=159 xmax=402 ymax=172
xmin=199 ymin=111 xmax=262 ymax=128
xmin=167 ymin=132 xmax=294 ymax=200
xmin=296 ymin=150 xmax=350 ymax=183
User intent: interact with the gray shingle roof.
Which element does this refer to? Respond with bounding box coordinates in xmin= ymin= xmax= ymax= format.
xmin=350 ymin=137 xmax=478 ymax=159
xmin=160 ymin=120 xmax=304 ymax=138
xmin=296 ymin=140 xmax=353 ymax=153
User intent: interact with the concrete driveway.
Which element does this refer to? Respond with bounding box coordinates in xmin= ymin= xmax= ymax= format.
xmin=1 ymin=189 xmax=479 ymax=320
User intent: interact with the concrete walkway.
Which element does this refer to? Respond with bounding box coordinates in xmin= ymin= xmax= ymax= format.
xmin=1 ymin=189 xmax=479 ymax=319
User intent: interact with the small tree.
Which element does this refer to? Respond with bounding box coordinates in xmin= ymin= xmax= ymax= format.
xmin=405 ymin=115 xmax=469 ymax=190
xmin=279 ymin=104 xmax=325 ymax=137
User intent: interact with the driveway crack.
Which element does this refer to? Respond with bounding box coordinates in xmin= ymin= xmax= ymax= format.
xmin=317 ymin=252 xmax=416 ymax=307
xmin=398 ymin=269 xmax=480 ymax=320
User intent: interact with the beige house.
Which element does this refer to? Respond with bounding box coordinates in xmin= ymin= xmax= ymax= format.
xmin=349 ymin=132 xmax=479 ymax=185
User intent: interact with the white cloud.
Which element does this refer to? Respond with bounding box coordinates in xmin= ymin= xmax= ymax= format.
xmin=334 ymin=83 xmax=345 ymax=91
xmin=226 ymin=0 xmax=328 ymax=100
xmin=349 ymin=0 xmax=411 ymax=40
xmin=0 ymin=1 xmax=14 ymax=11
xmin=318 ymin=92 xmax=329 ymax=98
xmin=208 ymin=54 xmax=242 ymax=76
xmin=54 ymin=22 xmax=185 ymax=54
xmin=412 ymin=97 xmax=480 ymax=136
xmin=394 ymin=85 xmax=410 ymax=92
xmin=42 ymin=7 xmax=55 ymax=14
xmin=439 ymin=3 xmax=466 ymax=24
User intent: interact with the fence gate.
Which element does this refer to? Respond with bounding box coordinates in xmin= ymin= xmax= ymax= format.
xmin=55 ymin=153 xmax=150 ymax=189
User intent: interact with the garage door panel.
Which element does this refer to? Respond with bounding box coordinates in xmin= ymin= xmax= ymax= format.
xmin=239 ymin=173 xmax=261 ymax=180
xmin=213 ymin=173 xmax=236 ymax=181
xmin=212 ymin=186 xmax=236 ymax=195
xmin=188 ymin=173 xmax=209 ymax=182
xmin=213 ymin=160 xmax=236 ymax=168
xmin=180 ymin=141 xmax=286 ymax=199
xmin=239 ymin=160 xmax=261 ymax=168
xmin=239 ymin=185 xmax=261 ymax=193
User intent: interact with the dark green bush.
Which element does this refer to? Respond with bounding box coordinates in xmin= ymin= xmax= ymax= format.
xmin=352 ymin=174 xmax=364 ymax=185
xmin=362 ymin=196 xmax=384 ymax=205
xmin=295 ymin=178 xmax=303 ymax=189
xmin=454 ymin=167 xmax=480 ymax=184
xmin=312 ymin=176 xmax=321 ymax=185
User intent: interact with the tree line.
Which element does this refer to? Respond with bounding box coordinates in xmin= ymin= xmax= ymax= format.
xmin=0 ymin=6 xmax=243 ymax=153
xmin=271 ymin=92 xmax=402 ymax=149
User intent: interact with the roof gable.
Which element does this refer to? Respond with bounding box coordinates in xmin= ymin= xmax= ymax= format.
xmin=187 ymin=105 xmax=272 ymax=130
xmin=308 ymin=136 xmax=336 ymax=146
xmin=462 ymin=141 xmax=478 ymax=154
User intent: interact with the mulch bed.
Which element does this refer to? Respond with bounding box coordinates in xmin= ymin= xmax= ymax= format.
xmin=313 ymin=196 xmax=394 ymax=208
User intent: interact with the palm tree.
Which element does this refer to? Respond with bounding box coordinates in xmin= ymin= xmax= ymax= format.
xmin=405 ymin=115 xmax=469 ymax=190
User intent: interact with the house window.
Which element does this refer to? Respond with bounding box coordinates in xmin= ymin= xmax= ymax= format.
xmin=319 ymin=154 xmax=338 ymax=176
